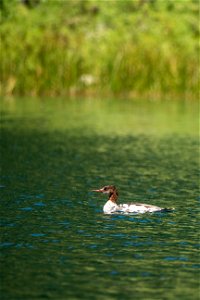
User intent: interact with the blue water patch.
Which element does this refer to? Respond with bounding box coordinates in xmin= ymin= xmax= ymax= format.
xmin=88 ymin=244 xmax=98 ymax=249
xmin=179 ymin=241 xmax=189 ymax=246
xmin=52 ymin=239 xmax=60 ymax=243
xmin=111 ymin=215 xmax=128 ymax=220
xmin=141 ymin=271 xmax=152 ymax=277
xmin=77 ymin=229 xmax=85 ymax=234
xmin=164 ymin=256 xmax=189 ymax=261
xmin=30 ymin=233 xmax=46 ymax=237
xmin=95 ymin=208 xmax=102 ymax=213
xmin=0 ymin=242 xmax=14 ymax=248
xmin=168 ymin=221 xmax=176 ymax=224
xmin=110 ymin=270 xmax=119 ymax=276
xmin=95 ymin=234 xmax=105 ymax=238
xmin=20 ymin=194 xmax=34 ymax=200
xmin=192 ymin=264 xmax=200 ymax=269
xmin=133 ymin=253 xmax=144 ymax=259
xmin=136 ymin=218 xmax=152 ymax=223
xmin=130 ymin=235 xmax=139 ymax=239
xmin=148 ymin=187 xmax=158 ymax=193
xmin=41 ymin=239 xmax=49 ymax=243
xmin=0 ymin=222 xmax=16 ymax=227
xmin=58 ymin=220 xmax=70 ymax=225
xmin=124 ymin=240 xmax=154 ymax=247
xmin=111 ymin=233 xmax=127 ymax=238
xmin=34 ymin=202 xmax=46 ymax=207
xmin=105 ymin=253 xmax=113 ymax=257
xmin=67 ymin=246 xmax=74 ymax=250
xmin=20 ymin=207 xmax=33 ymax=211
xmin=58 ymin=221 xmax=70 ymax=229
xmin=15 ymin=243 xmax=35 ymax=249
xmin=35 ymin=194 xmax=45 ymax=199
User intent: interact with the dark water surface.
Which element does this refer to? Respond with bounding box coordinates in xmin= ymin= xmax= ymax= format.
xmin=0 ymin=98 xmax=199 ymax=300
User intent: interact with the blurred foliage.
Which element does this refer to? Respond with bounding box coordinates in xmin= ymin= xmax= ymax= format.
xmin=0 ymin=0 xmax=199 ymax=99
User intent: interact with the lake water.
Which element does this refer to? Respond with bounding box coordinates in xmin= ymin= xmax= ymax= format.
xmin=0 ymin=98 xmax=199 ymax=300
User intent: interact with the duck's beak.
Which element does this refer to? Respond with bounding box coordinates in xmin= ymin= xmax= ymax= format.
xmin=92 ymin=189 xmax=103 ymax=193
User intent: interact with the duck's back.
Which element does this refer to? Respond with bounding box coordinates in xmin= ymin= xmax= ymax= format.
xmin=118 ymin=202 xmax=163 ymax=213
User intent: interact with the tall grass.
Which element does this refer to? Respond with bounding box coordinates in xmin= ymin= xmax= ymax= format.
xmin=0 ymin=0 xmax=199 ymax=99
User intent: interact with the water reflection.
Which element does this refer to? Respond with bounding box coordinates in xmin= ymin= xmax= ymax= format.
xmin=0 ymin=99 xmax=199 ymax=300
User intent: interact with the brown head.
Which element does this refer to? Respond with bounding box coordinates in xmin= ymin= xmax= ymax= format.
xmin=92 ymin=185 xmax=118 ymax=203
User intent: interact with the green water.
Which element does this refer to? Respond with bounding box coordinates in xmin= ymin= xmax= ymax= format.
xmin=0 ymin=98 xmax=199 ymax=300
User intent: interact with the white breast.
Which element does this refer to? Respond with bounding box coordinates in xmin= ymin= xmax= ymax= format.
xmin=103 ymin=200 xmax=119 ymax=214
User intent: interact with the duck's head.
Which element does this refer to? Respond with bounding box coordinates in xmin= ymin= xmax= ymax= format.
xmin=92 ymin=185 xmax=118 ymax=202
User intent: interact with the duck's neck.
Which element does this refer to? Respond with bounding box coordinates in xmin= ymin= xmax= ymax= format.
xmin=108 ymin=190 xmax=118 ymax=203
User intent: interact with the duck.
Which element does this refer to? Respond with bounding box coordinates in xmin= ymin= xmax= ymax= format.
xmin=92 ymin=185 xmax=173 ymax=214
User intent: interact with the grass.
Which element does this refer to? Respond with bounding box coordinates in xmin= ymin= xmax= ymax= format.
xmin=0 ymin=0 xmax=199 ymax=99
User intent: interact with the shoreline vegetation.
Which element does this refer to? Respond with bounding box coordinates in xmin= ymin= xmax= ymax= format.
xmin=0 ymin=0 xmax=199 ymax=100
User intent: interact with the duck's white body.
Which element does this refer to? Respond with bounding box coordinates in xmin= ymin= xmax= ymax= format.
xmin=93 ymin=185 xmax=172 ymax=215
xmin=103 ymin=200 xmax=163 ymax=214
